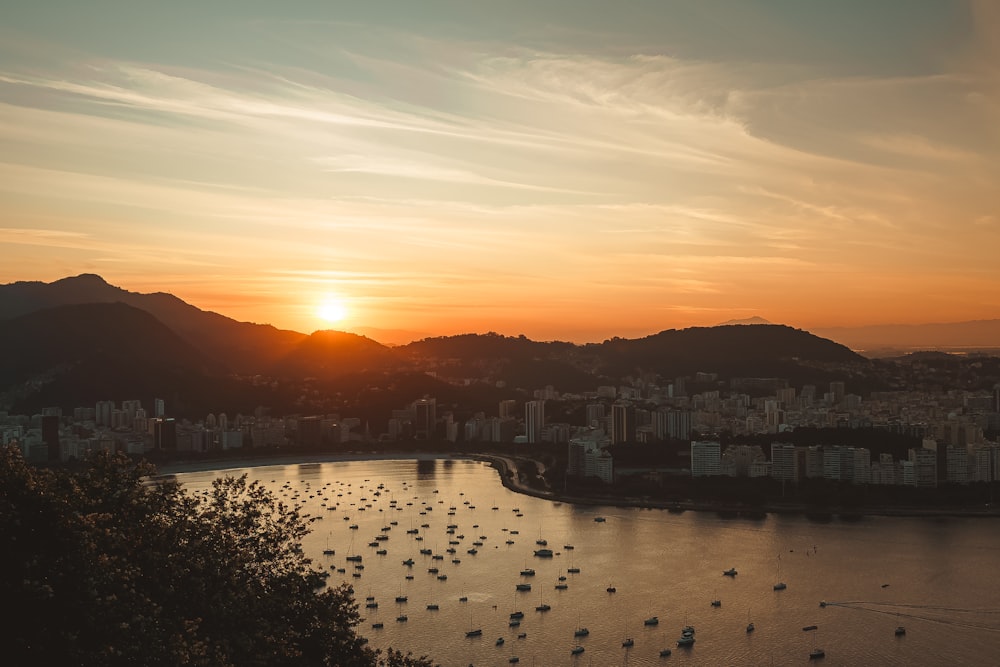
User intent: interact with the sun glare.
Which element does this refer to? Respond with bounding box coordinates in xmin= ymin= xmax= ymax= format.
xmin=317 ymin=297 xmax=347 ymax=324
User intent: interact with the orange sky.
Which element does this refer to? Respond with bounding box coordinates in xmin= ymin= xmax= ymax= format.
xmin=2 ymin=1 xmax=999 ymax=342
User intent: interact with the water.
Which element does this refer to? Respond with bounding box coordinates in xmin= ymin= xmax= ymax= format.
xmin=171 ymin=458 xmax=1000 ymax=666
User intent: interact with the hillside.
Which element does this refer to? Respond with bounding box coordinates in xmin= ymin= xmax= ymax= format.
xmin=0 ymin=302 xmax=245 ymax=414
xmin=0 ymin=274 xmax=306 ymax=372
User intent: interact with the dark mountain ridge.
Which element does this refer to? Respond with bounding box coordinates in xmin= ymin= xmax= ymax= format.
xmin=0 ymin=275 xmax=878 ymax=414
xmin=0 ymin=274 xmax=306 ymax=373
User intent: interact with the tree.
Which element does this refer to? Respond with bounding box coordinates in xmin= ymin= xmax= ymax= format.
xmin=0 ymin=445 xmax=435 ymax=666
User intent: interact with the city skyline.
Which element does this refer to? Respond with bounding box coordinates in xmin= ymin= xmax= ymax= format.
xmin=2 ymin=1 xmax=999 ymax=342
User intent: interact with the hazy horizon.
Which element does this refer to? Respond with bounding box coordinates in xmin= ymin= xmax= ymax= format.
xmin=2 ymin=1 xmax=998 ymax=341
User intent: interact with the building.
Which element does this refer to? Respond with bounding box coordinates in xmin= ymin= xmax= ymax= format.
xmin=770 ymin=443 xmax=800 ymax=483
xmin=585 ymin=403 xmax=606 ymax=430
xmin=611 ymin=402 xmax=636 ymax=445
xmin=946 ymin=446 xmax=971 ymax=484
xmin=908 ymin=447 xmax=938 ymax=488
xmin=690 ymin=441 xmax=721 ymax=477
xmin=499 ymin=399 xmax=518 ymax=419
xmin=153 ymin=418 xmax=177 ymax=451
xmin=525 ymin=400 xmax=545 ymax=444
xmin=41 ymin=414 xmax=60 ymax=462
xmin=413 ymin=398 xmax=437 ymax=439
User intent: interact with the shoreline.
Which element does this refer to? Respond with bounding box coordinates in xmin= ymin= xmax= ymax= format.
xmin=154 ymin=452 xmax=1000 ymax=520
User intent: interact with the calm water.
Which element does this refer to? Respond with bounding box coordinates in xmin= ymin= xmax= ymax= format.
xmin=173 ymin=458 xmax=1000 ymax=666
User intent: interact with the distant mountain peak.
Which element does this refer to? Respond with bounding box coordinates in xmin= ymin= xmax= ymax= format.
xmin=716 ymin=316 xmax=772 ymax=326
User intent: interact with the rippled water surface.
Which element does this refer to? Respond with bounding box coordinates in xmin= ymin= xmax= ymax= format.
xmin=173 ymin=458 xmax=1000 ymax=666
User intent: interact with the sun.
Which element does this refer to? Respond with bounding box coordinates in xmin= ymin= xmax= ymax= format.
xmin=317 ymin=297 xmax=348 ymax=324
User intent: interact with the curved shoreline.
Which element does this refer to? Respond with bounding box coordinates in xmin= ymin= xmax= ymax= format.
xmin=156 ymin=452 xmax=1000 ymax=520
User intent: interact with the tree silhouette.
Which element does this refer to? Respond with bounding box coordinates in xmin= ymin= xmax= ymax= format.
xmin=0 ymin=446 xmax=434 ymax=666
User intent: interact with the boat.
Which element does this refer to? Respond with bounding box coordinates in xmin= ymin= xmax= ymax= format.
xmin=574 ymin=627 xmax=589 ymax=637
xmin=534 ymin=548 xmax=553 ymax=558
xmin=660 ymin=647 xmax=672 ymax=657
xmin=723 ymin=567 xmax=737 ymax=576
xmin=803 ymin=625 xmax=818 ymax=631
xmin=396 ymin=614 xmax=407 ymax=622
xmin=516 ymin=583 xmax=532 ymax=591
xmin=401 ymin=558 xmax=414 ymax=566
xmin=346 ymin=555 xmax=363 ymax=562
xmin=567 ymin=566 xmax=581 ymax=574
xmin=677 ymin=626 xmax=695 ymax=647
xmin=426 ymin=604 xmax=439 ymax=610
xmin=465 ymin=629 xmax=482 ymax=637
xmin=594 ymin=516 xmax=606 ymax=522
xmin=520 ymin=568 xmax=535 ymax=576
xmin=517 ymin=632 xmax=526 ymax=639
xmin=644 ymin=616 xmax=659 ymax=626
xmin=622 ymin=637 xmax=634 ymax=647
xmin=895 ymin=626 xmax=906 ymax=636
xmin=395 ymin=595 xmax=408 ymax=603
xmin=508 ymin=657 xmax=519 ymax=664
xmin=510 ymin=611 xmax=525 ymax=619
xmin=773 ymin=582 xmax=787 ymax=590
xmin=496 ymin=637 xmax=504 ymax=646
xmin=323 ymin=549 xmax=335 ymax=555
xmin=607 ymin=586 xmax=617 ymax=593
xmin=711 ymin=599 xmax=721 ymax=607
xmin=774 ymin=555 xmax=786 ymax=590
xmin=535 ymin=603 xmax=551 ymax=612
xmin=372 ymin=621 xmax=383 ymax=629
xmin=571 ymin=646 xmax=585 ymax=655
xmin=746 ymin=622 xmax=755 ymax=633
xmin=809 ymin=648 xmax=825 ymax=659
xmin=555 ymin=583 xmax=568 ymax=590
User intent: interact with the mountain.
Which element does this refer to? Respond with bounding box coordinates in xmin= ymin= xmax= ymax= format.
xmin=0 ymin=302 xmax=232 ymax=413
xmin=347 ymin=326 xmax=431 ymax=347
xmin=716 ymin=316 xmax=773 ymax=326
xmin=591 ymin=324 xmax=865 ymax=382
xmin=0 ymin=274 xmax=306 ymax=372
xmin=274 ymin=330 xmax=401 ymax=378
xmin=396 ymin=327 xmax=865 ymax=391
xmin=813 ymin=320 xmax=1000 ymax=356
xmin=0 ymin=275 xmax=879 ymax=415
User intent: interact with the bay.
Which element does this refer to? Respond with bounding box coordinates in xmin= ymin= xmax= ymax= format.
xmin=172 ymin=458 xmax=1000 ymax=666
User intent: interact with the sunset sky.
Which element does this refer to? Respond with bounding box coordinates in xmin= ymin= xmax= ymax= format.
xmin=2 ymin=1 xmax=998 ymax=342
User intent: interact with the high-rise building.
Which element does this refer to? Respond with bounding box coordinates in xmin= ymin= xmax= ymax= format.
xmin=153 ymin=398 xmax=165 ymax=418
xmin=413 ymin=398 xmax=437 ymax=439
xmin=690 ymin=441 xmax=721 ymax=477
xmin=524 ymin=400 xmax=545 ymax=444
xmin=611 ymin=402 xmax=635 ymax=445
xmin=96 ymin=400 xmax=115 ymax=427
xmin=770 ymin=443 xmax=800 ymax=482
xmin=41 ymin=414 xmax=60 ymax=462
xmin=585 ymin=403 xmax=606 ymax=429
xmin=499 ymin=399 xmax=518 ymax=420
xmin=153 ymin=418 xmax=177 ymax=450
xmin=994 ymin=384 xmax=1000 ymax=413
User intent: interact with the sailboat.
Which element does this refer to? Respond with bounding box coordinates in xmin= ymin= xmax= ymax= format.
xmin=622 ymin=618 xmax=634 ymax=647
xmin=465 ymin=607 xmax=482 ymax=637
xmin=746 ymin=607 xmax=755 ymax=633
xmin=773 ymin=554 xmax=787 ymax=590
xmin=535 ymin=586 xmax=550 ymax=612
